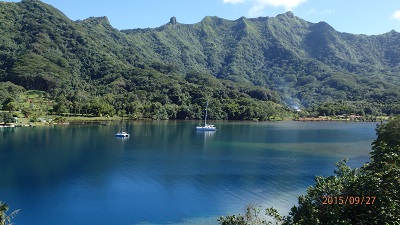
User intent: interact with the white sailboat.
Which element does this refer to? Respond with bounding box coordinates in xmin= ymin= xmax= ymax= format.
xmin=196 ymin=101 xmax=217 ymax=131
xmin=115 ymin=127 xmax=130 ymax=138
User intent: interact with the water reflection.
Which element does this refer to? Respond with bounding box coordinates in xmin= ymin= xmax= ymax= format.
xmin=115 ymin=136 xmax=129 ymax=140
xmin=196 ymin=130 xmax=216 ymax=144
xmin=0 ymin=121 xmax=377 ymax=225
xmin=0 ymin=125 xmax=121 ymax=189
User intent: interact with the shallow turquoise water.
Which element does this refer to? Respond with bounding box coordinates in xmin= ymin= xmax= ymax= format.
xmin=0 ymin=121 xmax=377 ymax=224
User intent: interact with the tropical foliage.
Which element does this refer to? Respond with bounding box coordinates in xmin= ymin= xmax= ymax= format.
xmin=0 ymin=202 xmax=19 ymax=225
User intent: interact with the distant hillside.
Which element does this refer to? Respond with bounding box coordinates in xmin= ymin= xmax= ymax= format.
xmin=122 ymin=12 xmax=400 ymax=110
xmin=1 ymin=0 xmax=400 ymax=119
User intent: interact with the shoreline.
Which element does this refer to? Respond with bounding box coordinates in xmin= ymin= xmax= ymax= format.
xmin=1 ymin=116 xmax=387 ymax=128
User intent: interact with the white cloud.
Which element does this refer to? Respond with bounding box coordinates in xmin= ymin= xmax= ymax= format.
xmin=223 ymin=0 xmax=247 ymax=3
xmin=223 ymin=0 xmax=307 ymax=17
xmin=307 ymin=8 xmax=336 ymax=15
xmin=255 ymin=0 xmax=307 ymax=10
xmin=249 ymin=3 xmax=266 ymax=17
xmin=307 ymin=8 xmax=316 ymax=14
xmin=391 ymin=10 xmax=400 ymax=20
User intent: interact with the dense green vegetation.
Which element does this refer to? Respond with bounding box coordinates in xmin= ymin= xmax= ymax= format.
xmin=121 ymin=13 xmax=400 ymax=116
xmin=219 ymin=116 xmax=400 ymax=224
xmin=0 ymin=202 xmax=18 ymax=225
xmin=0 ymin=0 xmax=400 ymax=121
xmin=0 ymin=0 xmax=288 ymax=121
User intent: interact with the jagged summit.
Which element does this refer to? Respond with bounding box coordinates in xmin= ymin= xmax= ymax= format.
xmin=169 ymin=16 xmax=177 ymax=25
xmin=285 ymin=11 xmax=295 ymax=18
xmin=83 ymin=16 xmax=111 ymax=25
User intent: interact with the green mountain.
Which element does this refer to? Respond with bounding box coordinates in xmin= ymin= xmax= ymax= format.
xmin=122 ymin=13 xmax=400 ymax=112
xmin=1 ymin=0 xmax=399 ymax=119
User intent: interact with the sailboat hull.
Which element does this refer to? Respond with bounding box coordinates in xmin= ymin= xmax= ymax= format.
xmin=115 ymin=132 xmax=130 ymax=137
xmin=196 ymin=125 xmax=217 ymax=131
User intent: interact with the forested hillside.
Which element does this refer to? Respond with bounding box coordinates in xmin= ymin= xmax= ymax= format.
xmin=1 ymin=0 xmax=400 ymax=120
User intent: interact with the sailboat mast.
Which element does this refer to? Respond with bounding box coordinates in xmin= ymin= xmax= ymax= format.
xmin=205 ymin=101 xmax=208 ymax=126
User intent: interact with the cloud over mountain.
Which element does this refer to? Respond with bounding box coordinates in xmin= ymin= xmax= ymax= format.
xmin=391 ymin=10 xmax=400 ymax=20
xmin=223 ymin=0 xmax=307 ymax=17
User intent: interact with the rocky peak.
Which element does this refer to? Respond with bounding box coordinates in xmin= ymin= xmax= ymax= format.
xmin=169 ymin=16 xmax=177 ymax=25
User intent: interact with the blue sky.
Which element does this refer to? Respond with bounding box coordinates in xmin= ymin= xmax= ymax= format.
xmin=4 ymin=0 xmax=400 ymax=35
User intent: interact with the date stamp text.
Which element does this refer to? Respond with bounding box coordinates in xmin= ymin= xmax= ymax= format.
xmin=322 ymin=196 xmax=376 ymax=205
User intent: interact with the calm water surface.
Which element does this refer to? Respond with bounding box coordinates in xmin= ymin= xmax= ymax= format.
xmin=0 ymin=121 xmax=377 ymax=224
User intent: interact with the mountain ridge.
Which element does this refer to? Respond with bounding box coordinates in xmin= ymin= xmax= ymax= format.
xmin=1 ymin=0 xmax=400 ymax=118
xmin=122 ymin=11 xmax=399 ymax=75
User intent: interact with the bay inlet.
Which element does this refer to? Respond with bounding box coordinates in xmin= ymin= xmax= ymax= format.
xmin=0 ymin=121 xmax=377 ymax=224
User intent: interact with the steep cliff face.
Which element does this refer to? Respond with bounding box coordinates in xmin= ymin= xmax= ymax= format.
xmin=1 ymin=0 xmax=400 ymax=110
xmin=122 ymin=11 xmax=399 ymax=84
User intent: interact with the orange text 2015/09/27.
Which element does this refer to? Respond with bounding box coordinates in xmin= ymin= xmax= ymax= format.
xmin=322 ymin=196 xmax=376 ymax=205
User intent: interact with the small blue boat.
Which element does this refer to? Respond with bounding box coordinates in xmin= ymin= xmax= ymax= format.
xmin=115 ymin=127 xmax=130 ymax=138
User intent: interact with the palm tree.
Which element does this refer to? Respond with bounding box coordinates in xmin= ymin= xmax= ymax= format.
xmin=0 ymin=202 xmax=19 ymax=225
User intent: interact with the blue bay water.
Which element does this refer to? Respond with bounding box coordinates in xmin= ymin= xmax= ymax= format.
xmin=0 ymin=121 xmax=377 ymax=224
